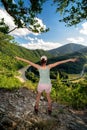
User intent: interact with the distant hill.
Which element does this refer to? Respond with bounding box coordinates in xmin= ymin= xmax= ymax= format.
xmin=48 ymin=43 xmax=87 ymax=73
xmin=48 ymin=43 xmax=86 ymax=56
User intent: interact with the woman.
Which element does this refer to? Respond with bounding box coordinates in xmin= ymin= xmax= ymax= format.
xmin=15 ymin=56 xmax=77 ymax=115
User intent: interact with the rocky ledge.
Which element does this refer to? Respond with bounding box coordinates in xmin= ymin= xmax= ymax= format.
xmin=0 ymin=87 xmax=87 ymax=130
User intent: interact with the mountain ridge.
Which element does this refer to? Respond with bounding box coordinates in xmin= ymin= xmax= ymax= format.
xmin=48 ymin=43 xmax=86 ymax=56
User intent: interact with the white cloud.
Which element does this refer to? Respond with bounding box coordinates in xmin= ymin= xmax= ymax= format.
xmin=0 ymin=8 xmax=46 ymax=36
xmin=0 ymin=8 xmax=15 ymax=28
xmin=80 ymin=22 xmax=87 ymax=35
xmin=10 ymin=28 xmax=30 ymax=36
xmin=0 ymin=8 xmax=31 ymax=36
xmin=21 ymin=37 xmax=61 ymax=50
xmin=25 ymin=36 xmax=34 ymax=41
xmin=0 ymin=8 xmax=60 ymax=50
xmin=67 ymin=37 xmax=84 ymax=43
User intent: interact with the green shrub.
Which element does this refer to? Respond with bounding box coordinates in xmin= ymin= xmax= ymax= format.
xmin=0 ymin=74 xmax=22 ymax=90
xmin=51 ymin=79 xmax=87 ymax=109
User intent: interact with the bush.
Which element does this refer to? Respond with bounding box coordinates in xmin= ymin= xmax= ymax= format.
xmin=51 ymin=79 xmax=87 ymax=109
xmin=0 ymin=74 xmax=22 ymax=90
xmin=25 ymin=71 xmax=39 ymax=83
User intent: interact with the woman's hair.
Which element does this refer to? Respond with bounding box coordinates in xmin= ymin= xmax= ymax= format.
xmin=41 ymin=58 xmax=47 ymax=65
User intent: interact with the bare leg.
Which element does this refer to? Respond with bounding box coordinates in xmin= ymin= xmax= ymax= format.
xmin=46 ymin=93 xmax=52 ymax=110
xmin=35 ymin=92 xmax=42 ymax=109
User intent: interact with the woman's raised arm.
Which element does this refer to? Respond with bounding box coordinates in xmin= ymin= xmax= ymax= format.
xmin=15 ymin=56 xmax=40 ymax=69
xmin=48 ymin=58 xmax=78 ymax=69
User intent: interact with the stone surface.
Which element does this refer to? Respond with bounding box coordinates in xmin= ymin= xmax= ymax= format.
xmin=0 ymin=87 xmax=87 ymax=130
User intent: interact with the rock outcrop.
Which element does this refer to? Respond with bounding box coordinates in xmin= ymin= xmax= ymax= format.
xmin=0 ymin=87 xmax=87 ymax=130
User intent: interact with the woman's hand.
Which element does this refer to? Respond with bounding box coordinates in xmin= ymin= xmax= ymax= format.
xmin=15 ymin=56 xmax=22 ymax=60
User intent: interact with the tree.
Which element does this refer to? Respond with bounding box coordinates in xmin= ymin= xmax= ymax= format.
xmin=53 ymin=72 xmax=63 ymax=102
xmin=1 ymin=0 xmax=87 ymax=34
xmin=0 ymin=0 xmax=49 ymax=33
xmin=53 ymin=0 xmax=87 ymax=26
xmin=0 ymin=31 xmax=14 ymax=42
xmin=0 ymin=18 xmax=9 ymax=33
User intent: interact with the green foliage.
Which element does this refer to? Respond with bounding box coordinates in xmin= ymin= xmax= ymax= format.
xmin=25 ymin=71 xmax=39 ymax=83
xmin=84 ymin=73 xmax=87 ymax=79
xmin=1 ymin=0 xmax=48 ymax=33
xmin=51 ymin=75 xmax=87 ymax=109
xmin=1 ymin=0 xmax=87 ymax=31
xmin=70 ymin=81 xmax=87 ymax=108
xmin=0 ymin=31 xmax=14 ymax=42
xmin=54 ymin=0 xmax=87 ymax=26
xmin=23 ymin=80 xmax=37 ymax=92
xmin=0 ymin=18 xmax=9 ymax=34
xmin=0 ymin=74 xmax=22 ymax=89
xmin=24 ymin=70 xmax=87 ymax=109
xmin=51 ymin=73 xmax=64 ymax=102
xmin=26 ymin=71 xmax=87 ymax=109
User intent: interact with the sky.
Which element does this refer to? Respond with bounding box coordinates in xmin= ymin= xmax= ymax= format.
xmin=0 ymin=0 xmax=87 ymax=50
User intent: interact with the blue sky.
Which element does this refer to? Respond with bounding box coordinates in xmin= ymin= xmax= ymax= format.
xmin=0 ymin=0 xmax=87 ymax=50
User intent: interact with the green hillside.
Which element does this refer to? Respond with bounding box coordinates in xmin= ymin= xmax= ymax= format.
xmin=0 ymin=32 xmax=51 ymax=69
xmin=0 ymin=32 xmax=51 ymax=89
